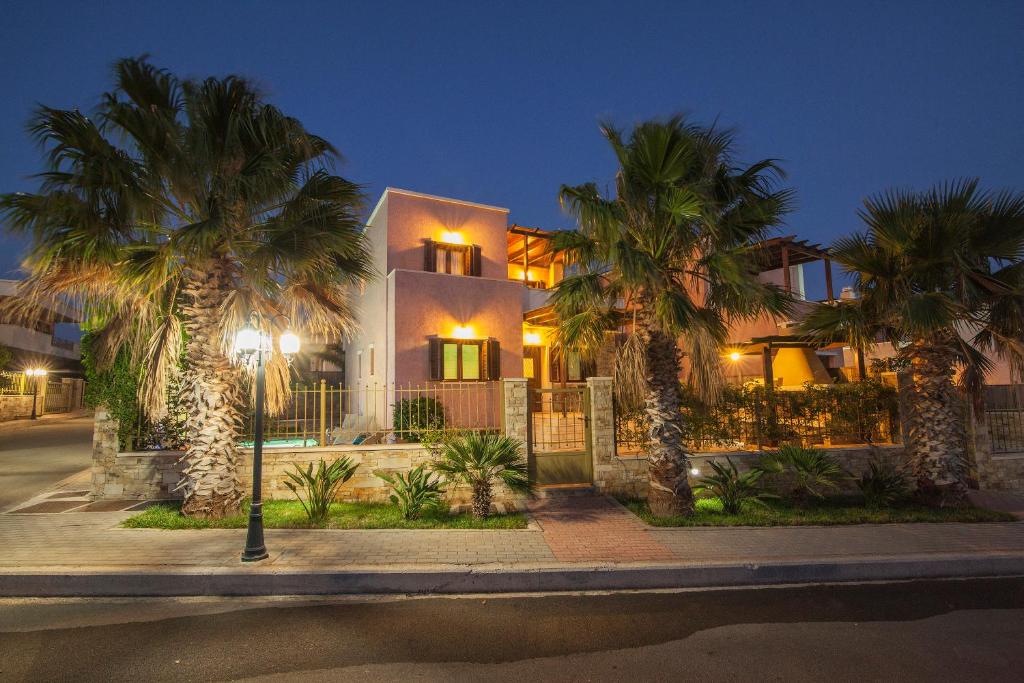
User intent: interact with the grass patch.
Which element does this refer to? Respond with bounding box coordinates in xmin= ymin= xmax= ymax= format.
xmin=622 ymin=495 xmax=1016 ymax=527
xmin=123 ymin=499 xmax=528 ymax=530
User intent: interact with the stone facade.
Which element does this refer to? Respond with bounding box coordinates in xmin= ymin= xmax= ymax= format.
xmin=970 ymin=406 xmax=1024 ymax=491
xmin=0 ymin=395 xmax=34 ymax=422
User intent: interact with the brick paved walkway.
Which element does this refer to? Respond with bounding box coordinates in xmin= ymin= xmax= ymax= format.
xmin=0 ymin=495 xmax=1023 ymax=571
xmin=529 ymin=496 xmax=676 ymax=562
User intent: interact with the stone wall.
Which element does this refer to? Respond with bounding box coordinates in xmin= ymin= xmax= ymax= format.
xmin=0 ymin=395 xmax=34 ymax=422
xmin=970 ymin=406 xmax=1024 ymax=491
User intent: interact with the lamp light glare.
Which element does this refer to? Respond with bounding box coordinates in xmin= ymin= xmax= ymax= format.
xmin=278 ymin=331 xmax=301 ymax=356
xmin=439 ymin=231 xmax=464 ymax=245
xmin=452 ymin=325 xmax=474 ymax=340
xmin=729 ymin=352 xmax=741 ymax=362
xmin=690 ymin=467 xmax=700 ymax=476
xmin=234 ymin=326 xmax=261 ymax=355
xmin=524 ymin=332 xmax=541 ymax=346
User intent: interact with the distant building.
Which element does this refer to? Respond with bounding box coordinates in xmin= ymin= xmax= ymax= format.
xmin=0 ymin=279 xmax=81 ymax=373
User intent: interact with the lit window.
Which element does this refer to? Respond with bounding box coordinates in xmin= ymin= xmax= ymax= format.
xmin=436 ymin=244 xmax=467 ymax=275
xmin=462 ymin=344 xmax=480 ymax=380
xmin=443 ymin=343 xmax=459 ymax=380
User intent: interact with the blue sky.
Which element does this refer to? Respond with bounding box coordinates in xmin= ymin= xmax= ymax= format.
xmin=1 ymin=1 xmax=1022 ymax=299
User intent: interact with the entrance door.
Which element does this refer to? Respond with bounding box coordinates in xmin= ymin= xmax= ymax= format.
xmin=528 ymin=386 xmax=592 ymax=486
xmin=523 ymin=345 xmax=543 ymax=412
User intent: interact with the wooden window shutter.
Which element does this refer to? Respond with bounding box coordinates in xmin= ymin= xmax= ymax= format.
xmin=428 ymin=338 xmax=443 ymax=380
xmin=423 ymin=239 xmax=437 ymax=272
xmin=484 ymin=339 xmax=501 ymax=379
xmin=549 ymin=348 xmax=561 ymax=383
xmin=583 ymin=358 xmax=597 ymax=380
xmin=469 ymin=245 xmax=482 ymax=276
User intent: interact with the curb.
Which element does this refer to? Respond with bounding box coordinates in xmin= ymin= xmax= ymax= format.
xmin=2 ymin=554 xmax=1023 ymax=597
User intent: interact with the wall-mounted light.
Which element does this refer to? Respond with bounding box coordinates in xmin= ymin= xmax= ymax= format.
xmin=439 ymin=231 xmax=464 ymax=245
xmin=524 ymin=332 xmax=541 ymax=346
xmin=452 ymin=325 xmax=475 ymax=339
xmin=729 ymin=351 xmax=741 ymax=362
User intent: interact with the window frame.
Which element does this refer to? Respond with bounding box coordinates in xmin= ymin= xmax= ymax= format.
xmin=429 ymin=337 xmax=500 ymax=382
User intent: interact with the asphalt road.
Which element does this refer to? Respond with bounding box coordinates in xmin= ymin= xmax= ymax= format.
xmin=0 ymin=415 xmax=93 ymax=509
xmin=1 ymin=577 xmax=1022 ymax=681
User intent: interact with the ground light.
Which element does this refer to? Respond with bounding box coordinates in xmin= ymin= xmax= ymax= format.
xmin=233 ymin=314 xmax=300 ymax=562
xmin=23 ymin=367 xmax=47 ymax=419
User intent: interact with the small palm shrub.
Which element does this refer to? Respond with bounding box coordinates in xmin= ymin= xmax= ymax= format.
xmin=376 ymin=464 xmax=446 ymax=519
xmin=857 ymin=459 xmax=909 ymax=508
xmin=282 ymin=457 xmax=358 ymax=525
xmin=393 ymin=397 xmax=446 ymax=442
xmin=434 ymin=432 xmax=532 ymax=518
xmin=693 ymin=458 xmax=775 ymax=514
xmin=756 ymin=445 xmax=847 ymax=503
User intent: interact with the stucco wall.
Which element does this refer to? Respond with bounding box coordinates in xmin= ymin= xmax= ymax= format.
xmin=390 ymin=269 xmax=525 ymax=385
xmin=384 ymin=189 xmax=509 ymax=279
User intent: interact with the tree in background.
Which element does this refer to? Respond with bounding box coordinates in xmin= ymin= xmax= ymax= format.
xmin=1 ymin=58 xmax=373 ymax=517
xmin=551 ymin=117 xmax=792 ymax=516
xmin=801 ymin=180 xmax=1024 ymax=506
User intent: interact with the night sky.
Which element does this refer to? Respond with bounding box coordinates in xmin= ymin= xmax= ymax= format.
xmin=2 ymin=1 xmax=1022 ymax=299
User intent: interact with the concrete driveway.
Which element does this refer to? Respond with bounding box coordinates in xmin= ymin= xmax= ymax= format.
xmin=0 ymin=415 xmax=94 ymax=509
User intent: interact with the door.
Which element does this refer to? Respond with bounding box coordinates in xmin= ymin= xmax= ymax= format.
xmin=523 ymin=345 xmax=543 ymax=412
xmin=528 ymin=386 xmax=592 ymax=486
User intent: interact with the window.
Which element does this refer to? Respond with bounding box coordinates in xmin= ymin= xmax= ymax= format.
xmin=550 ymin=349 xmax=594 ymax=383
xmin=357 ymin=351 xmax=363 ymax=379
xmin=424 ymin=240 xmax=482 ymax=276
xmin=429 ymin=337 xmax=500 ymax=381
xmin=368 ymin=344 xmax=375 ymax=376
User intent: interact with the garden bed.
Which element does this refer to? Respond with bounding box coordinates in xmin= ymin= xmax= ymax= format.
xmin=123 ymin=500 xmax=528 ymax=530
xmin=621 ymin=496 xmax=1015 ymax=527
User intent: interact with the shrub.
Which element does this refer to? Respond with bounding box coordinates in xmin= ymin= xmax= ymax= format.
xmin=393 ymin=397 xmax=446 ymax=442
xmin=693 ymin=458 xmax=775 ymax=514
xmin=756 ymin=445 xmax=847 ymax=502
xmin=376 ymin=464 xmax=446 ymax=519
xmin=434 ymin=432 xmax=531 ymax=518
xmin=857 ymin=459 xmax=909 ymax=508
xmin=282 ymin=456 xmax=358 ymax=525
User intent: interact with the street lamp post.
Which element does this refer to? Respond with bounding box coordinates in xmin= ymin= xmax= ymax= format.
xmin=234 ymin=314 xmax=300 ymax=563
xmin=24 ymin=368 xmax=47 ymax=419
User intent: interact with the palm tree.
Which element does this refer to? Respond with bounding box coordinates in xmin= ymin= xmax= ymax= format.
xmin=434 ymin=432 xmax=532 ymax=518
xmin=801 ymin=180 xmax=1024 ymax=506
xmin=0 ymin=58 xmax=372 ymax=518
xmin=551 ymin=117 xmax=793 ymax=517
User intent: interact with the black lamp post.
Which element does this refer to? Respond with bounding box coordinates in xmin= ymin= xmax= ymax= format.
xmin=234 ymin=313 xmax=300 ymax=563
xmin=25 ymin=368 xmax=46 ymax=419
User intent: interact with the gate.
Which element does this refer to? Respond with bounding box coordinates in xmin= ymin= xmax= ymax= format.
xmin=528 ymin=386 xmax=592 ymax=486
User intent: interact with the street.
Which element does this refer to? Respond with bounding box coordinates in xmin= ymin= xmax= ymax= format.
xmin=0 ymin=416 xmax=93 ymax=510
xmin=0 ymin=577 xmax=1022 ymax=682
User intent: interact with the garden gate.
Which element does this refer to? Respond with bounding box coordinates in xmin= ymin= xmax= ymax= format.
xmin=528 ymin=386 xmax=592 ymax=486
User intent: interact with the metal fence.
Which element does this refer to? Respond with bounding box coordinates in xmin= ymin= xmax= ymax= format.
xmin=42 ymin=381 xmax=75 ymax=414
xmin=984 ymin=384 xmax=1024 ymax=454
xmin=616 ymin=382 xmax=901 ymax=455
xmin=0 ymin=371 xmax=27 ymax=395
xmin=241 ymin=381 xmax=503 ymax=446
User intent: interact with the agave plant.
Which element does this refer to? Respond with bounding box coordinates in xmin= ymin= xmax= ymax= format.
xmin=693 ymin=458 xmax=775 ymax=515
xmin=433 ymin=432 xmax=531 ymax=518
xmin=857 ymin=459 xmax=910 ymax=509
xmin=755 ymin=445 xmax=847 ymax=503
xmin=376 ymin=464 xmax=446 ymax=519
xmin=282 ymin=456 xmax=358 ymax=525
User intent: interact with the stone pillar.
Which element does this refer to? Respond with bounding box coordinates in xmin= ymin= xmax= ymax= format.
xmin=90 ymin=407 xmax=121 ymax=500
xmin=586 ymin=376 xmax=615 ymax=487
xmin=501 ymin=378 xmax=529 ymax=447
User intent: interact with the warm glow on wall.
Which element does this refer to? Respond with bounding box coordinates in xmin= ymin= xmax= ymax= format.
xmin=439 ymin=231 xmax=465 ymax=245
xmin=452 ymin=325 xmax=475 ymax=339
xmin=524 ymin=331 xmax=541 ymax=346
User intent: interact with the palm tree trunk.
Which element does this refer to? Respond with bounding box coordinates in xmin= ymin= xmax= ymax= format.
xmin=902 ymin=341 xmax=968 ymax=507
xmin=177 ymin=264 xmax=245 ymax=518
xmin=471 ymin=480 xmax=492 ymax=518
xmin=640 ymin=319 xmax=695 ymax=517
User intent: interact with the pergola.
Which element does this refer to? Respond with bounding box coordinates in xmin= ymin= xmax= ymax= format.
xmin=507 ymin=225 xmax=562 ymax=279
xmin=755 ymin=235 xmax=835 ymax=303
